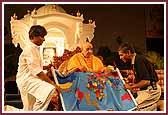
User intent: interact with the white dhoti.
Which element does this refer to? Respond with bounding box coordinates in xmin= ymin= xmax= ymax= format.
xmin=16 ymin=77 xmax=55 ymax=111
xmin=135 ymin=84 xmax=161 ymax=111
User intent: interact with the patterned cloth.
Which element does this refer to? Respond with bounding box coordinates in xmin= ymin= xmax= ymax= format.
xmin=55 ymin=70 xmax=137 ymax=111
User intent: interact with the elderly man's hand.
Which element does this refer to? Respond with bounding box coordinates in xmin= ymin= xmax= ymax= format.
xmin=102 ymin=67 xmax=112 ymax=73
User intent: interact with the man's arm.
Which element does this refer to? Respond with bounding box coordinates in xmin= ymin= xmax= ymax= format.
xmin=37 ymin=71 xmax=54 ymax=84
xmin=37 ymin=71 xmax=61 ymax=93
xmin=124 ymin=80 xmax=150 ymax=90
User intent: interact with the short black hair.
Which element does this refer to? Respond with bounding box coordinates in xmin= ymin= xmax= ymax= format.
xmin=118 ymin=42 xmax=135 ymax=54
xmin=29 ymin=25 xmax=47 ymax=40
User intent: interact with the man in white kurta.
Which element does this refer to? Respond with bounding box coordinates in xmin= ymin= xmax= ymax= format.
xmin=16 ymin=25 xmax=56 ymax=111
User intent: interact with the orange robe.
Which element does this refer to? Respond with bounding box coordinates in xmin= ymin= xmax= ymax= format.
xmin=67 ymin=53 xmax=104 ymax=73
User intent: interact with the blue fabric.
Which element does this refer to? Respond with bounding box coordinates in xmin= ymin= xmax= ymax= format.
xmin=56 ymin=71 xmax=137 ymax=111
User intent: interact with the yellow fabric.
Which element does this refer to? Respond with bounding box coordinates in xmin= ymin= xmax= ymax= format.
xmin=67 ymin=53 xmax=104 ymax=73
xmin=58 ymin=60 xmax=69 ymax=76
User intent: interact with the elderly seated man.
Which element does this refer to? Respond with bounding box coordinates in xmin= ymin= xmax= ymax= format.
xmin=59 ymin=42 xmax=110 ymax=75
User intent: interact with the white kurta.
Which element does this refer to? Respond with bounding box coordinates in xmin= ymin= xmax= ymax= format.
xmin=16 ymin=42 xmax=55 ymax=110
